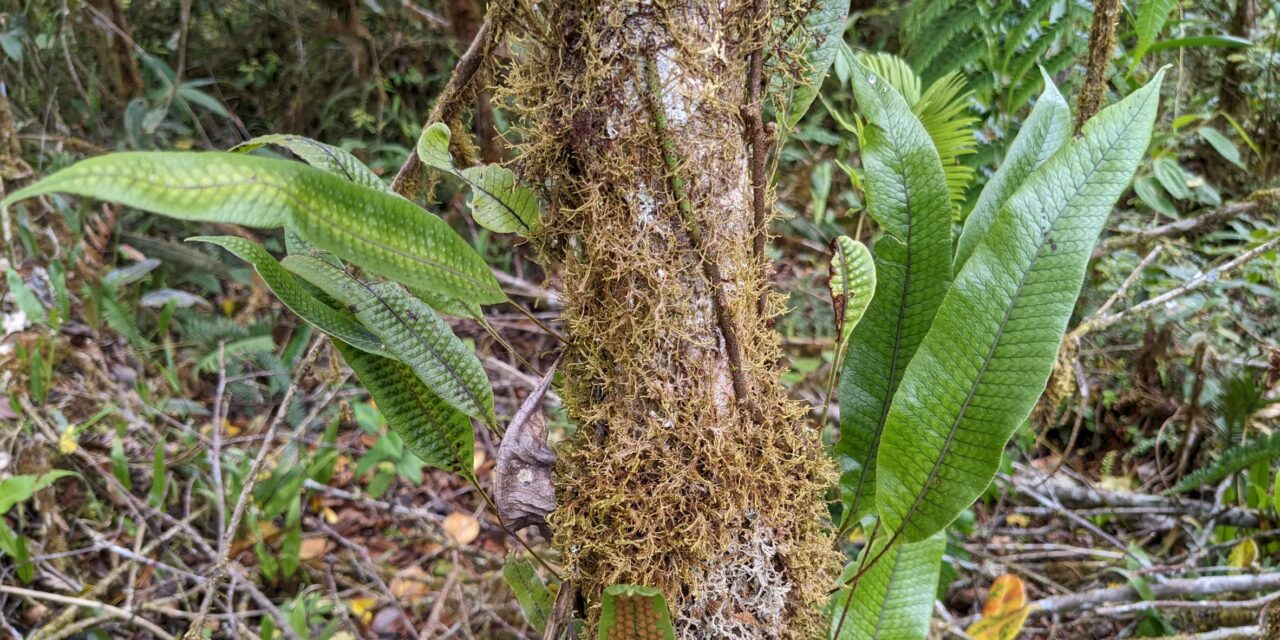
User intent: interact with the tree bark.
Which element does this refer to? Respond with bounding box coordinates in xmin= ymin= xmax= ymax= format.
xmin=1218 ymin=0 xmax=1257 ymax=119
xmin=503 ymin=2 xmax=838 ymax=637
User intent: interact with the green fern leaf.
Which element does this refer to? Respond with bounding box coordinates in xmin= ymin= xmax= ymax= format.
xmin=914 ymin=71 xmax=979 ymax=209
xmin=876 ymin=71 xmax=1165 ymax=542
xmin=0 ymin=152 xmax=505 ymax=304
xmin=956 ymin=70 xmax=1071 ymax=270
xmin=504 ymin=558 xmax=552 ymax=634
xmin=334 ymin=340 xmax=475 ymax=478
xmin=831 ymin=532 xmax=945 ymax=640
xmin=1134 ymin=0 xmax=1179 ymax=63
xmin=598 ymin=584 xmax=675 ymax=640
xmin=837 ymin=61 xmax=953 ymax=524
xmin=829 ymin=235 xmax=876 ymax=349
xmin=282 ymin=254 xmax=494 ymax=425
xmin=782 ymin=0 xmax=849 ymax=128
xmin=188 ymin=236 xmax=386 ymax=356
xmin=231 ymin=134 xmax=386 ymax=191
xmin=416 ymin=123 xmax=540 ymax=235
xmin=1166 ymin=432 xmax=1280 ymax=495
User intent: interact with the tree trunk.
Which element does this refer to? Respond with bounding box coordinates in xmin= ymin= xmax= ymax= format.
xmin=1219 ymin=0 xmax=1256 ymax=119
xmin=504 ymin=2 xmax=837 ymax=638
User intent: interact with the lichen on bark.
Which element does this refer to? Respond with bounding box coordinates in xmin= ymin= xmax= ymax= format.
xmin=499 ymin=1 xmax=840 ymax=637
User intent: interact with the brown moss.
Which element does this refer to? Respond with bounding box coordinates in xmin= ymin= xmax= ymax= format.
xmin=498 ymin=1 xmax=839 ymax=637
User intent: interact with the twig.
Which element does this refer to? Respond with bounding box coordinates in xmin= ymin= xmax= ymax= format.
xmin=0 ymin=586 xmax=176 ymax=640
xmin=1096 ymin=588 xmax=1280 ymax=615
xmin=391 ymin=9 xmax=503 ymax=198
xmin=189 ymin=339 xmax=326 ymax=635
xmin=1094 ymin=201 xmax=1258 ymax=257
xmin=1009 ymin=467 xmax=1262 ymax=529
xmin=315 ymin=520 xmax=419 ymax=637
xmin=1077 ymin=235 xmax=1280 ymax=335
xmin=1031 ymin=572 xmax=1280 ymax=616
xmin=1095 ymin=245 xmax=1163 ymax=318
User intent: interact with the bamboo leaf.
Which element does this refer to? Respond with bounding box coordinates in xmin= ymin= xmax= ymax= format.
xmin=0 ymin=152 xmax=505 ymax=304
xmin=831 ymin=533 xmax=944 ymax=640
xmin=189 ymin=236 xmax=385 ymax=356
xmin=956 ymin=70 xmax=1071 ymax=270
xmin=837 ymin=61 xmax=954 ymax=524
xmin=876 ymin=71 xmax=1165 ymax=542
xmin=598 ymin=584 xmax=675 ymax=640
xmin=334 ymin=341 xmax=475 ymax=477
xmin=283 ymin=254 xmax=494 ymax=424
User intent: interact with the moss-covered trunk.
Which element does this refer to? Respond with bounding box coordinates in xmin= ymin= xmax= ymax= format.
xmin=505 ymin=2 xmax=837 ymax=637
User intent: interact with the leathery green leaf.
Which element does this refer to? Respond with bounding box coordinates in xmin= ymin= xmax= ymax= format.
xmin=956 ymin=69 xmax=1070 ymax=270
xmin=783 ymin=0 xmax=849 ymax=128
xmin=0 ymin=152 xmax=505 ymax=304
xmin=503 ymin=557 xmax=552 ymax=634
xmin=416 ymin=123 xmax=540 ymax=235
xmin=598 ymin=584 xmax=675 ymax=640
xmin=334 ymin=341 xmax=474 ymax=478
xmin=837 ymin=60 xmax=953 ymax=525
xmin=282 ymin=254 xmax=494 ymax=424
xmin=876 ymin=70 xmax=1166 ymax=542
xmin=831 ymin=532 xmax=945 ymax=640
xmin=188 ymin=236 xmax=385 ymax=356
xmin=231 ymin=134 xmax=386 ymax=191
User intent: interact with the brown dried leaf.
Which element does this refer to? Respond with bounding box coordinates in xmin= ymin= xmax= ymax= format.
xmin=494 ymin=362 xmax=558 ymax=537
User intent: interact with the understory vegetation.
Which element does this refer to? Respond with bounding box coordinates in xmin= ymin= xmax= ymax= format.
xmin=1 ymin=1 xmax=1279 ymax=639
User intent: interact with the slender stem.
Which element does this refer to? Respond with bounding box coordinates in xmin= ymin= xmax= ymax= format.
xmin=641 ymin=55 xmax=755 ymax=416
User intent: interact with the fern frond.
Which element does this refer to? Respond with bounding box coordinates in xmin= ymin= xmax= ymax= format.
xmin=915 ymin=71 xmax=979 ymax=209
xmin=905 ymin=4 xmax=981 ymax=77
xmin=1166 ymin=432 xmax=1280 ymax=495
xmin=1000 ymin=0 xmax=1059 ymax=72
xmin=1212 ymin=373 xmax=1272 ymax=448
xmin=900 ymin=0 xmax=962 ymax=41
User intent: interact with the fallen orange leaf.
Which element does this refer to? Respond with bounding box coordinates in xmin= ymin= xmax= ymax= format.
xmin=390 ymin=564 xmax=431 ymax=601
xmin=298 ymin=537 xmax=329 ymax=560
xmin=966 ymin=574 xmax=1032 ymax=640
xmin=443 ymin=512 xmax=480 ymax=546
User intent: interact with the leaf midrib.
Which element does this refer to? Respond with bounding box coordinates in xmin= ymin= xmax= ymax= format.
xmin=847 ymin=120 xmax=933 ymax=517
xmin=49 ymin=167 xmax=495 ymax=298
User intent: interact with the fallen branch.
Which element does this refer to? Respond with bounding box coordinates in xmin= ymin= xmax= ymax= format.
xmin=0 ymin=586 xmax=175 ymax=640
xmin=1077 ymin=234 xmax=1280 ymax=335
xmin=1094 ymin=201 xmax=1258 ymax=258
xmin=1033 ymin=573 xmax=1280 ymax=616
xmin=1011 ymin=468 xmax=1263 ymax=529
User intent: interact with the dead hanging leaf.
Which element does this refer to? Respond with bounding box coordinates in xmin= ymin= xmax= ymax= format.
xmin=966 ymin=574 xmax=1032 ymax=640
xmin=494 ymin=361 xmax=558 ymax=538
xmin=443 ymin=512 xmax=480 ymax=545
